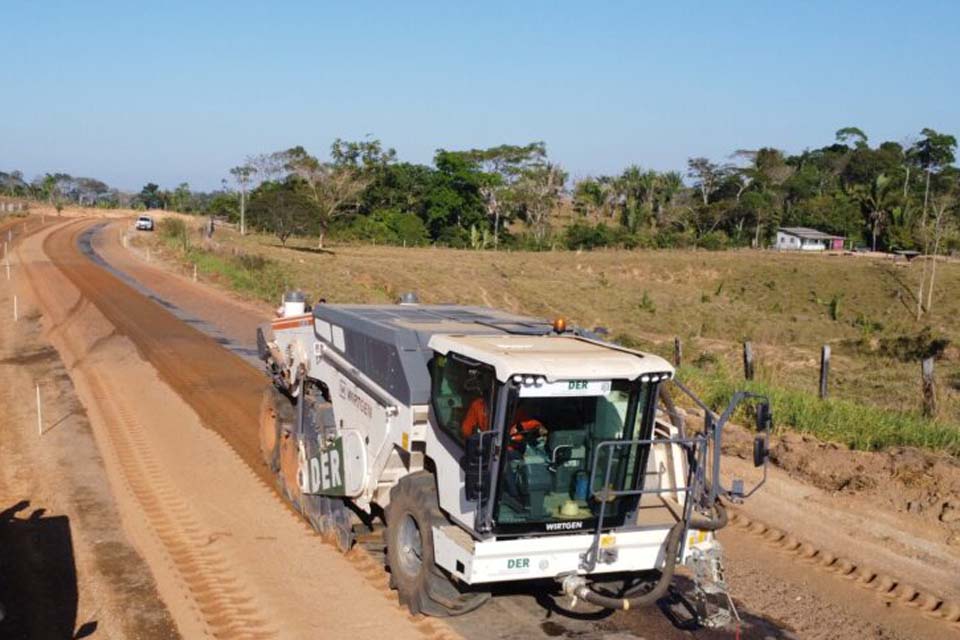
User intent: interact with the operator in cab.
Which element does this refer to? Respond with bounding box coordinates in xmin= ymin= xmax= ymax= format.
xmin=461 ymin=391 xmax=547 ymax=451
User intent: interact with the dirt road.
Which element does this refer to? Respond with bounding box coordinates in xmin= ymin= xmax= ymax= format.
xmin=0 ymin=216 xmax=180 ymax=639
xmin=13 ymin=218 xmax=462 ymax=639
xmin=5 ymin=213 xmax=958 ymax=639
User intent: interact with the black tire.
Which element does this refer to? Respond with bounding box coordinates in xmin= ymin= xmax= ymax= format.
xmin=258 ymin=386 xmax=293 ymax=473
xmin=385 ymin=472 xmax=490 ymax=617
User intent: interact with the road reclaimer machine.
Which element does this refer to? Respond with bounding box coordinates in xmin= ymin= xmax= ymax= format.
xmin=257 ymin=293 xmax=772 ymax=625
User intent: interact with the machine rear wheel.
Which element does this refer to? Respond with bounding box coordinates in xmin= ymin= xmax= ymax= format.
xmin=258 ymin=386 xmax=291 ymax=473
xmin=386 ymin=472 xmax=489 ymax=617
xmin=278 ymin=423 xmax=303 ymax=511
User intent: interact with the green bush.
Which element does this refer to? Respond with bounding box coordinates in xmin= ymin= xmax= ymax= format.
xmin=638 ymin=289 xmax=656 ymax=314
xmin=501 ymin=231 xmax=556 ymax=251
xmin=158 ymin=217 xmax=190 ymax=250
xmin=158 ymin=217 xmax=187 ymax=239
xmin=186 ymin=248 xmax=287 ymax=302
xmin=878 ymin=327 xmax=950 ymax=361
xmin=350 ymin=209 xmax=430 ymax=246
xmin=617 ymin=228 xmax=658 ymax=249
xmin=697 ymin=230 xmax=730 ymax=251
xmin=235 ymin=253 xmax=269 ymax=271
xmin=564 ymin=221 xmax=613 ymax=250
xmin=655 ymin=229 xmax=696 ymax=249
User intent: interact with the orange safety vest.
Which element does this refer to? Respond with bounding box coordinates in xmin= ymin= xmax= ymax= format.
xmin=461 ymin=397 xmax=489 ymax=439
xmin=461 ymin=398 xmax=542 ymax=449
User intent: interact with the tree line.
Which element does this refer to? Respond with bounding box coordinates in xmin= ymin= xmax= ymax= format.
xmin=3 ymin=126 xmax=957 ymax=254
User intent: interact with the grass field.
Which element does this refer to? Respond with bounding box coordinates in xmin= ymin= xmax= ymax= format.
xmin=142 ymin=221 xmax=960 ymax=454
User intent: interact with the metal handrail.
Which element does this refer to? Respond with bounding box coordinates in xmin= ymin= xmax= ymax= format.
xmin=581 ymin=432 xmax=708 ymax=571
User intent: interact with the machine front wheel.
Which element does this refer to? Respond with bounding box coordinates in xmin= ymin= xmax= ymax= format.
xmin=385 ymin=472 xmax=489 ymax=617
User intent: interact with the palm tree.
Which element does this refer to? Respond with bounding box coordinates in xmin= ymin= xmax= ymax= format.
xmin=654 ymin=171 xmax=684 ymax=228
xmin=851 ymin=174 xmax=896 ymax=252
xmin=41 ymin=174 xmax=58 ymax=204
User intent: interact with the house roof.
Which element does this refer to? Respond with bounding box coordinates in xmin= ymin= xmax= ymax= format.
xmin=779 ymin=227 xmax=844 ymax=240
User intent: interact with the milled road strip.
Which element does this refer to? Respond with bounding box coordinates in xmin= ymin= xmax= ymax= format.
xmin=79 ymin=222 xmax=262 ymax=367
xmin=19 ymin=219 xmax=462 ymax=640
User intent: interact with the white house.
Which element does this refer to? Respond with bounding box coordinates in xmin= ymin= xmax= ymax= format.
xmin=775 ymin=227 xmax=845 ymax=251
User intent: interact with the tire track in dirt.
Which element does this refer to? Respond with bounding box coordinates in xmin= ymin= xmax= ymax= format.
xmin=82 ymin=367 xmax=276 ymax=639
xmin=725 ymin=509 xmax=960 ymax=632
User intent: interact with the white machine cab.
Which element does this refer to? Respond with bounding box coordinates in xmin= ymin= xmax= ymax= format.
xmin=429 ymin=333 xmax=675 ymax=383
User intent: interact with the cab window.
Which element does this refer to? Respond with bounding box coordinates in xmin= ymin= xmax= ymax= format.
xmin=430 ymin=354 xmax=496 ymax=445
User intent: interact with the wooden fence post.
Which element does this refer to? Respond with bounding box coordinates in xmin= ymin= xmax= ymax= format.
xmin=922 ymin=357 xmax=936 ymax=418
xmin=743 ymin=341 xmax=754 ymax=381
xmin=673 ymin=337 xmax=682 ymax=368
xmin=819 ymin=345 xmax=831 ymax=399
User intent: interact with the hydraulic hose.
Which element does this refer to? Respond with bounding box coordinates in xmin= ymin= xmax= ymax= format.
xmin=574 ymin=520 xmax=684 ymax=610
xmin=572 ymin=500 xmax=727 ymax=610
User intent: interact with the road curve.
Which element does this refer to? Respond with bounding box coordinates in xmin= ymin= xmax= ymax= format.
xmin=44 ymin=218 xmax=271 ymax=484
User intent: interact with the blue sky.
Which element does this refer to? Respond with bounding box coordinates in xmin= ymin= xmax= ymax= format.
xmin=2 ymin=1 xmax=959 ymax=191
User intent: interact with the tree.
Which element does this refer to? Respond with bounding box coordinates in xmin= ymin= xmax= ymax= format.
xmin=39 ymin=174 xmax=58 ymax=205
xmin=230 ymin=165 xmax=256 ymax=235
xmin=924 ymin=195 xmax=953 ymax=312
xmin=478 ymin=143 xmax=545 ymax=247
xmin=171 ymin=182 xmax=192 ymax=212
xmin=330 ymin=137 xmax=397 ymax=171
xmin=443 ymin=142 xmax=546 ymax=248
xmin=138 ymin=183 xmax=164 ymax=210
xmin=654 ymin=171 xmax=684 ymax=226
xmin=360 ymin=161 xmax=435 ymax=220
xmin=732 ymin=148 xmax=795 ymax=245
xmin=911 ymin=128 xmax=958 ymax=225
xmin=612 ymin=166 xmax=659 ymax=232
xmin=205 ymin=192 xmax=240 ymax=221
xmin=573 ymin=178 xmax=607 ymax=221
xmin=835 ymin=126 xmax=869 ymax=149
xmin=687 ymin=157 xmax=723 ymax=206
xmin=426 ymin=150 xmax=488 ymax=241
xmin=851 ymin=174 xmax=896 ymax=252
xmin=247 ymin=179 xmax=316 ymax=246
xmin=0 ymin=170 xmax=28 ymax=196
xmin=910 ymin=128 xmax=957 ymax=317
xmin=512 ymin=162 xmax=567 ymax=245
xmin=285 ymin=146 xmax=367 ymax=249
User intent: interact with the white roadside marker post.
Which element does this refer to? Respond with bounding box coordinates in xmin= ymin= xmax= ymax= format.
xmin=193 ymin=264 xmax=197 ymax=282
xmin=13 ymin=294 xmax=18 ymax=321
xmin=36 ymin=383 xmax=43 ymax=436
